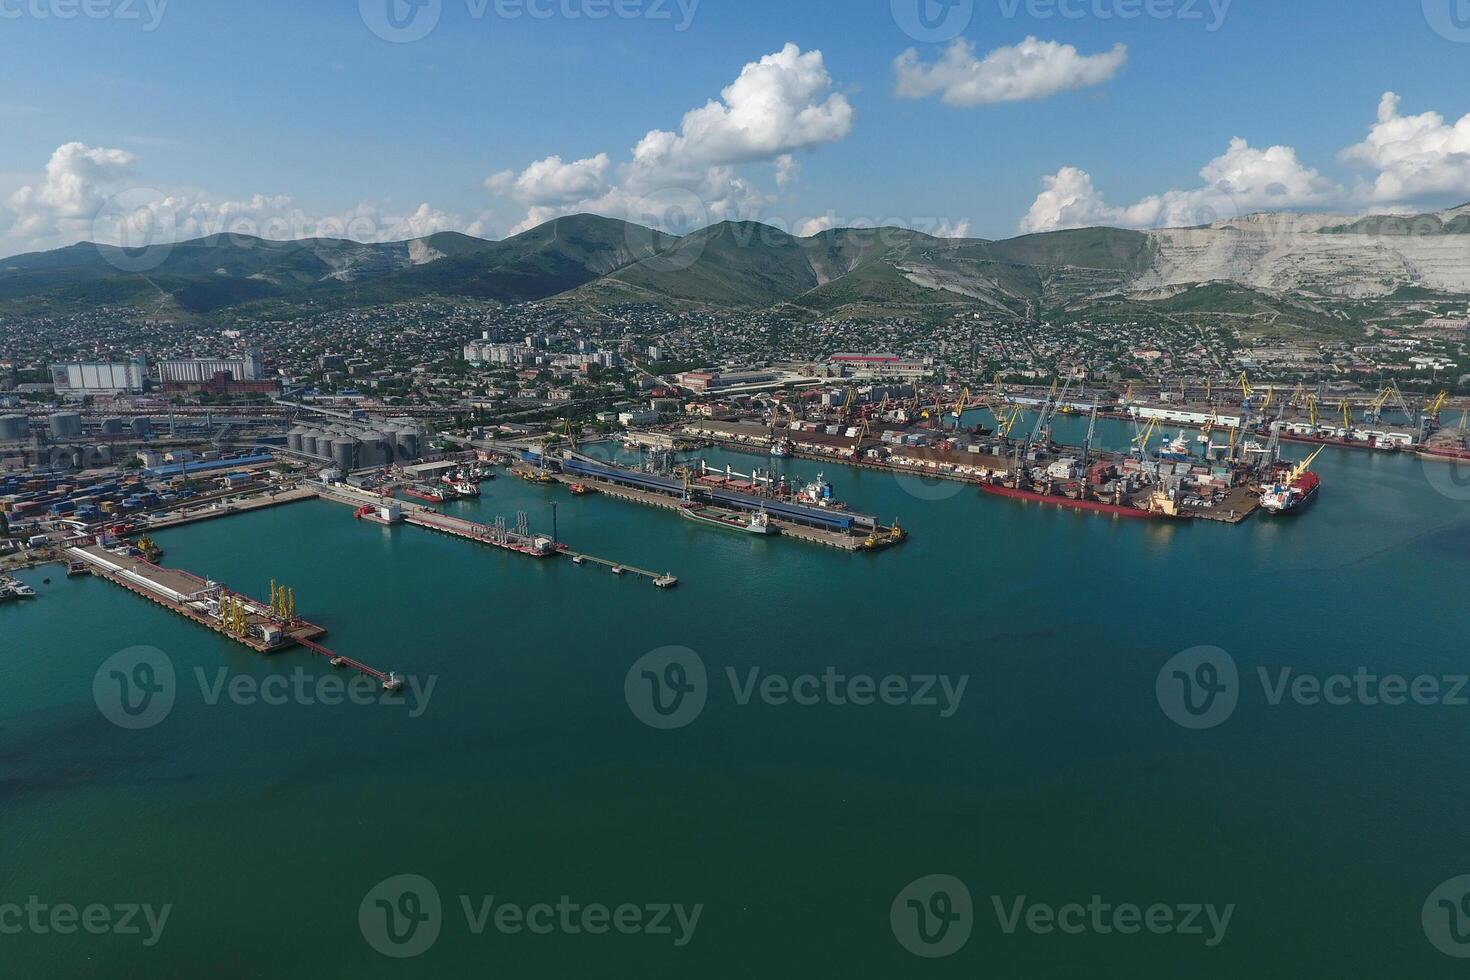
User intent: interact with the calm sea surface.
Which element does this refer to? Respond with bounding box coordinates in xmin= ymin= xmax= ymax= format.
xmin=4 ymin=419 xmax=1470 ymax=977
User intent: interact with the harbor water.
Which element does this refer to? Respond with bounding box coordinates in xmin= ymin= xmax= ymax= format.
xmin=4 ymin=429 xmax=1470 ymax=977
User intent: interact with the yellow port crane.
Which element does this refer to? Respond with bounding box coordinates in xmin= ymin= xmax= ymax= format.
xmin=1426 ymin=390 xmax=1449 ymax=421
xmin=1260 ymin=385 xmax=1276 ymax=414
xmin=1238 ymin=372 xmax=1254 ymax=403
xmin=1338 ymin=398 xmax=1354 ymax=430
xmin=1306 ymin=393 xmax=1320 ymax=428
xmin=1132 ymin=417 xmax=1160 ymax=458
xmin=269 ymin=580 xmax=296 ymax=625
xmin=995 ymin=405 xmax=1024 ymax=439
xmin=1285 ymin=447 xmax=1325 ymax=485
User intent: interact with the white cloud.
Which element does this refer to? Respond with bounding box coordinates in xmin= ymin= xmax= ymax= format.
xmin=1340 ymin=92 xmax=1470 ymax=205
xmin=489 ymin=43 xmax=854 ymax=236
xmin=894 ymin=37 xmax=1126 ymax=107
xmin=933 ymin=219 xmax=972 ymax=239
xmin=797 ymin=214 xmax=838 ymax=237
xmin=1 ymin=143 xmax=488 ymax=257
xmin=1020 ymin=139 xmax=1340 ymax=233
xmin=487 ymin=153 xmax=611 ymax=207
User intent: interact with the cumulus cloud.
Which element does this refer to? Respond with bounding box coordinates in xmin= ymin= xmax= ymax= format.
xmin=1 ymin=142 xmax=488 ymax=257
xmin=1020 ymin=139 xmax=1340 ymax=233
xmin=487 ymin=154 xmax=611 ymax=207
xmin=488 ymin=43 xmax=854 ymax=236
xmin=1340 ymin=93 xmax=1470 ymax=205
xmin=933 ymin=219 xmax=972 ymax=239
xmin=895 ymin=37 xmax=1126 ymax=107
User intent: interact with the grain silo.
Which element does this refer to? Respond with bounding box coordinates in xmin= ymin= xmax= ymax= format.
xmin=0 ymin=415 xmax=27 ymax=441
xmin=91 ymin=445 xmax=113 ymax=466
xmin=100 ymin=417 xmax=124 ymax=436
xmin=394 ymin=428 xmax=420 ymax=462
xmin=287 ymin=428 xmax=306 ymax=453
xmin=359 ymin=432 xmax=390 ymax=468
xmin=301 ymin=431 xmax=321 ymax=458
xmin=130 ymin=416 xmax=152 ymax=437
xmin=49 ymin=412 xmax=83 ymax=439
xmin=331 ymin=438 xmax=357 ymax=473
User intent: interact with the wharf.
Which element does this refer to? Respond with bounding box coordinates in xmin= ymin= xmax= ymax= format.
xmin=65 ymin=544 xmax=326 ymax=654
xmin=316 ymin=484 xmax=680 ymax=585
xmin=140 ymin=486 xmax=318 ymax=532
xmin=552 ymin=473 xmax=885 ymax=553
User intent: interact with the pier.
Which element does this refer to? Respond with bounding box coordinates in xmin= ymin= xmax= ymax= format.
xmin=64 ymin=543 xmax=401 ymax=687
xmin=316 ymin=483 xmax=680 ymax=586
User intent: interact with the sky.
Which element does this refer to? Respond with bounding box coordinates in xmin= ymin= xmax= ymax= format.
xmin=2 ymin=0 xmax=1469 ymax=257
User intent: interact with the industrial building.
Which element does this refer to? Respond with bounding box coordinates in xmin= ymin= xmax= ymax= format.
xmin=157 ymin=349 xmax=264 ymax=385
xmin=49 ymin=358 xmax=150 ymax=396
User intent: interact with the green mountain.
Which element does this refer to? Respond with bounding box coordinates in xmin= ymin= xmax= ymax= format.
xmin=4 ymin=206 xmax=1469 ymax=326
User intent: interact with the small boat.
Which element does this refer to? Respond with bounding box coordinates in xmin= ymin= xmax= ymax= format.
xmin=1 ymin=576 xmax=37 ymax=599
xmin=568 ymin=483 xmax=595 ymax=496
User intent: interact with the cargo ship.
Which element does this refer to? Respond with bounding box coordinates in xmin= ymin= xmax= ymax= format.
xmin=978 ymin=479 xmax=1192 ymax=522
xmin=1259 ymin=448 xmax=1324 ymax=516
xmin=858 ymin=521 xmax=908 ymax=552
xmin=680 ymin=504 xmax=779 ymax=536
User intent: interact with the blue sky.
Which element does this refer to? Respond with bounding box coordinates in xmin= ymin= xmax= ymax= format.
xmin=2 ymin=0 xmax=1469 ymax=256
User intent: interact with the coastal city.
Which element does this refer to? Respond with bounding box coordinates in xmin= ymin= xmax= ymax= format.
xmin=8 ymin=2 xmax=1470 ymax=977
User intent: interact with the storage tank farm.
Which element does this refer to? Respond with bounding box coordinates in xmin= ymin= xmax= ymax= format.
xmin=0 ymin=414 xmax=28 ymax=442
xmin=289 ymin=419 xmax=427 ymax=471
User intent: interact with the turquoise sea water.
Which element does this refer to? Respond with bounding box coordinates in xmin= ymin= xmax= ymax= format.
xmin=4 ymin=422 xmax=1470 ymax=977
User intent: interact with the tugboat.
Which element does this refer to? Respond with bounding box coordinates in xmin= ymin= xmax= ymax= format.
xmin=770 ymin=438 xmax=793 ymax=458
xmin=451 ymin=480 xmax=481 ymax=498
xmin=136 ymin=535 xmax=163 ymax=562
xmin=1260 ymin=448 xmax=1324 ymax=516
xmin=568 ymin=483 xmax=595 ymax=497
xmin=858 ymin=521 xmax=909 ymax=552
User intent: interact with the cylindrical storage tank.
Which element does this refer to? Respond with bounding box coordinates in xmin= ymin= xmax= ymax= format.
xmin=287 ymin=428 xmax=305 ymax=453
xmin=130 ymin=416 xmax=152 ymax=437
xmin=49 ymin=447 xmax=74 ymax=469
xmin=91 ymin=445 xmax=113 ymax=466
xmin=0 ymin=415 xmax=27 ymax=441
xmin=360 ymin=433 xmax=390 ymax=468
xmin=50 ymin=412 xmax=83 ymax=439
xmin=100 ymin=418 xmax=124 ymax=436
xmin=395 ymin=429 xmax=420 ymax=462
xmin=331 ymin=438 xmax=356 ymax=473
xmin=301 ymin=432 xmax=320 ymax=458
